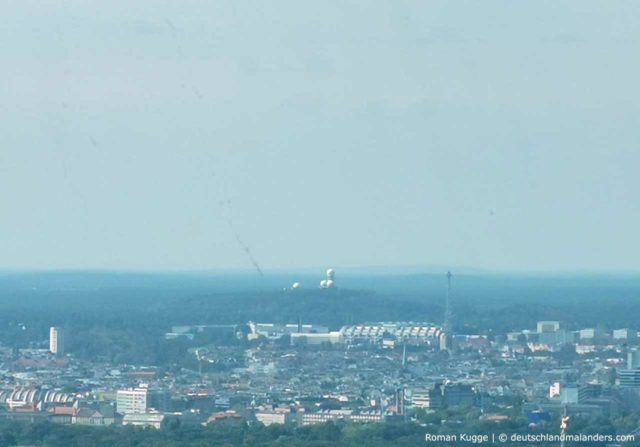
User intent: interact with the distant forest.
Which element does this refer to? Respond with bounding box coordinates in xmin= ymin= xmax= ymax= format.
xmin=0 ymin=271 xmax=639 ymax=365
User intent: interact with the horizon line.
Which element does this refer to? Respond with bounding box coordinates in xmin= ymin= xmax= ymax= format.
xmin=1 ymin=265 xmax=640 ymax=277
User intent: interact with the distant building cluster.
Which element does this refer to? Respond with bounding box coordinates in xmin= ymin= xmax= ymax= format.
xmin=3 ymin=310 xmax=640 ymax=433
xmin=507 ymin=320 xmax=640 ymax=348
xmin=241 ymin=321 xmax=445 ymax=348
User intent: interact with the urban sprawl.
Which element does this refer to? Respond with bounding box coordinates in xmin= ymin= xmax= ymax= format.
xmin=1 ymin=318 xmax=640 ymax=435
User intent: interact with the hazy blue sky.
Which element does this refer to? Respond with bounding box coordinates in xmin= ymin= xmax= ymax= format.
xmin=1 ymin=1 xmax=639 ymax=272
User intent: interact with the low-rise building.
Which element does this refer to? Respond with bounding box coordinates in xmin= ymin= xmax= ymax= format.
xmin=290 ymin=332 xmax=343 ymax=345
xmin=537 ymin=321 xmax=561 ymax=333
xmin=123 ymin=412 xmax=166 ymax=429
xmin=255 ymin=408 xmax=296 ymax=426
xmin=300 ymin=409 xmax=385 ymax=426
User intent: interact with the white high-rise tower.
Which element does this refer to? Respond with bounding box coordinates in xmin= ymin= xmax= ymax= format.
xmin=49 ymin=327 xmax=65 ymax=356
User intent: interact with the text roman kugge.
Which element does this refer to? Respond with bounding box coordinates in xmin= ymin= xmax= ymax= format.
xmin=425 ymin=433 xmax=490 ymax=444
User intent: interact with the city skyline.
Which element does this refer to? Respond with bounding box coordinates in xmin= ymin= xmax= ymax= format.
xmin=1 ymin=1 xmax=639 ymax=445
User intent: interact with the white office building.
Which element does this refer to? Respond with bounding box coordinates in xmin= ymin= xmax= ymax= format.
xmin=117 ymin=388 xmax=149 ymax=414
xmin=613 ymin=329 xmax=637 ymax=342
